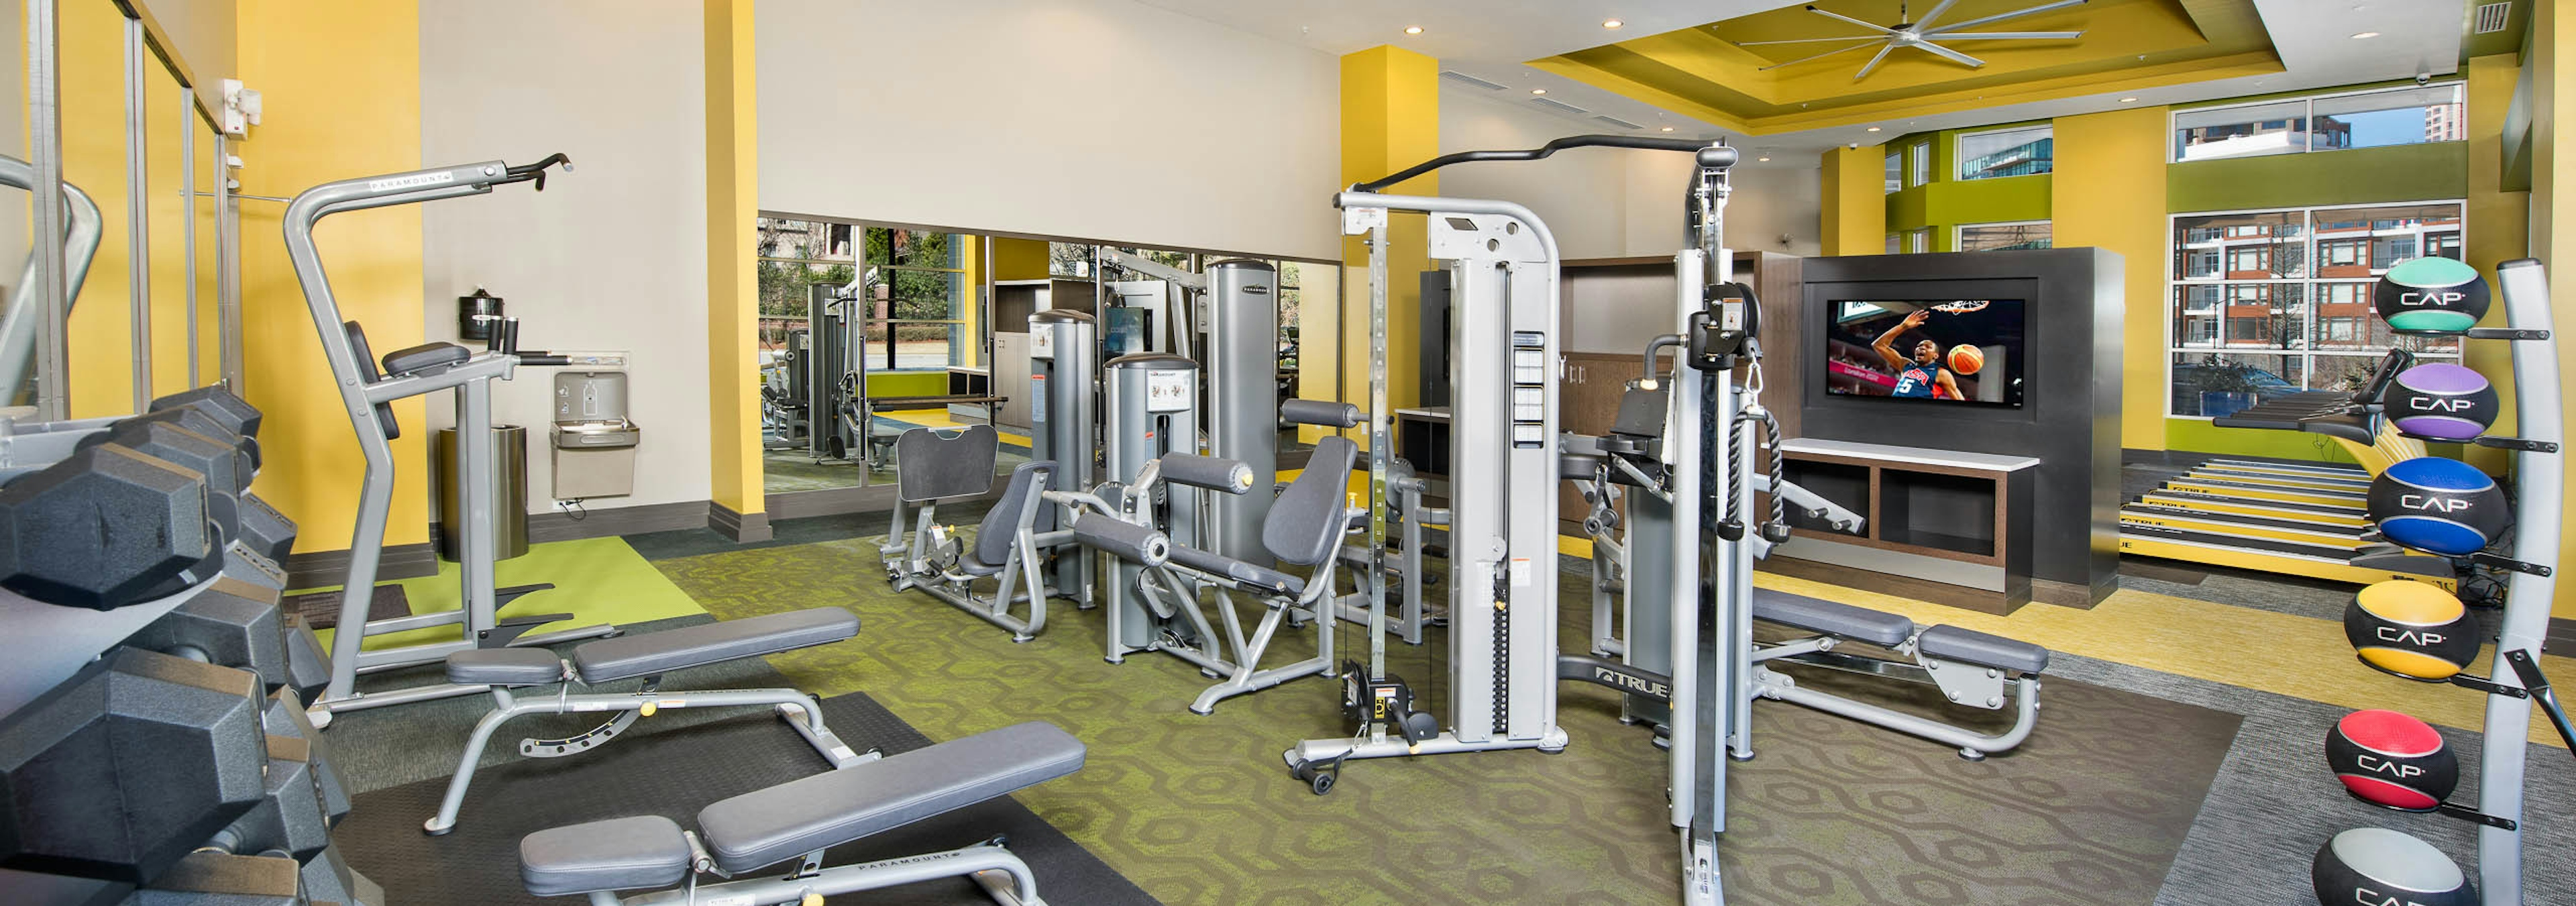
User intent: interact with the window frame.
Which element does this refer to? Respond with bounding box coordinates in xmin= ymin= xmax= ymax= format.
xmin=1954 ymin=125 xmax=2053 ymax=181
xmin=2169 ymin=81 xmax=2466 ymax=164
xmin=2163 ymin=199 xmax=2467 ymax=419
xmin=1909 ymin=142 xmax=1931 ymax=188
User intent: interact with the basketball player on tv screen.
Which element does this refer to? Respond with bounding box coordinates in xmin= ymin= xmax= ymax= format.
xmin=1871 ymin=308 xmax=1962 ymax=400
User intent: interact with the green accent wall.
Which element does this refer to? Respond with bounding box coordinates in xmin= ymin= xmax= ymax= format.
xmin=2167 ymin=142 xmax=2471 ymax=211
xmin=1884 ymin=120 xmax=2057 ymax=248
xmin=2161 ymin=418 xmax=2360 ymax=463
xmin=864 ymin=372 xmax=948 ymax=397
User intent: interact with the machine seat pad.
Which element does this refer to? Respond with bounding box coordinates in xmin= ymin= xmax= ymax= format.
xmin=571 ymin=607 xmax=858 ymax=684
xmin=519 ymin=815 xmax=691 ymax=897
xmin=447 ymin=648 xmax=566 ymax=687
xmin=1915 ymin=624 xmax=2050 ymax=674
xmin=1750 ymin=589 xmax=1916 ymax=648
xmin=381 ymin=342 xmax=472 ymax=376
xmin=696 ymin=721 xmax=1085 ymax=875
xmin=1168 ymin=545 xmax=1304 ymax=597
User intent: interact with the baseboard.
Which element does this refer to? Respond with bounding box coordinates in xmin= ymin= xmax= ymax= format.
xmin=284 ymin=542 xmax=437 ymax=591
xmin=524 ymin=501 xmax=711 ymax=544
xmin=710 ymin=501 xmax=773 ymax=542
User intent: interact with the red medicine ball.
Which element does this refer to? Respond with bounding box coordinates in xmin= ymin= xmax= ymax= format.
xmin=2326 ymin=709 xmax=2457 ymax=811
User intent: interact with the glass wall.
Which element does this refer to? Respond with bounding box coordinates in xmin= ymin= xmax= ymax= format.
xmin=1957 ymin=126 xmax=2053 ymax=180
xmin=1957 ymin=221 xmax=2052 ymax=252
xmin=2173 ymin=83 xmax=2465 ymax=162
xmin=2166 ymin=202 xmax=2464 ymax=417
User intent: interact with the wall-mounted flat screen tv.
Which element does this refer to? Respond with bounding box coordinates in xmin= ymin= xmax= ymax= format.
xmin=1823 ymin=299 xmax=2025 ymax=408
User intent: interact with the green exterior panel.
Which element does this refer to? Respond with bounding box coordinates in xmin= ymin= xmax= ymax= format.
xmin=2167 ymin=142 xmax=2469 ymax=212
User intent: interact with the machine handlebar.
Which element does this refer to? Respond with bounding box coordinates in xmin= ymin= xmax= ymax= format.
xmin=499 ymin=153 xmax=573 ymax=191
xmin=1351 ymin=135 xmax=1733 ymax=193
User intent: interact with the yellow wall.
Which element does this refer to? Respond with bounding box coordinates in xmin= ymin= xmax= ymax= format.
xmin=704 ymin=0 xmax=763 ymax=521
xmin=2463 ymin=53 xmax=2533 ymax=473
xmin=1332 ymin=45 xmax=1437 ymax=442
xmin=2051 ymin=106 xmax=2170 ymax=453
xmin=234 ymin=0 xmax=427 ymax=554
xmin=989 ymin=237 xmax=1049 ymax=281
xmin=1818 ymin=145 xmax=1886 ymax=256
xmin=2534 ymin=0 xmax=2576 ymax=618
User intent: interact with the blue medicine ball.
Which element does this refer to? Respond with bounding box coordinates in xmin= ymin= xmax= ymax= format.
xmin=2367 ymin=457 xmax=2510 ymax=556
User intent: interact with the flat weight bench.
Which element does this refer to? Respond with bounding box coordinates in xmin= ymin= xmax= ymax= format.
xmin=521 ymin=721 xmax=1085 ymax=906
xmin=425 ymin=607 xmax=872 ymax=835
xmin=1749 ymin=589 xmax=2051 ymax=759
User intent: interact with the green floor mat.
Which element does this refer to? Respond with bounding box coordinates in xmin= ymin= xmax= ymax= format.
xmin=306 ymin=536 xmax=705 ymax=652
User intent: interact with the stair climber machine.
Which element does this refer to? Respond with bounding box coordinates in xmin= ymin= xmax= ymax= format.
xmin=286 ymin=154 xmax=624 ymax=725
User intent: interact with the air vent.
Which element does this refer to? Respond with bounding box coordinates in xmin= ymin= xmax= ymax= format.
xmin=2473 ymin=2 xmax=2510 ymax=34
xmin=1439 ymin=70 xmax=1509 ymax=91
xmin=1591 ymin=114 xmax=1644 ymax=130
xmin=1532 ymin=96 xmax=1590 ymax=115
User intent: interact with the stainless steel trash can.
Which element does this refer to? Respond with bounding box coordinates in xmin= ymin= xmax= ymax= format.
xmin=437 ymin=425 xmax=531 ymax=562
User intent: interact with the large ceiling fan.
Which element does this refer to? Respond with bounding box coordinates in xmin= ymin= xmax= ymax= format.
xmin=1735 ymin=0 xmax=2088 ymax=81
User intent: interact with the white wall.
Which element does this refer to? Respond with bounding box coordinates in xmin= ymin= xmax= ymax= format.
xmin=757 ymin=0 xmax=1342 ymax=261
xmin=1438 ymin=83 xmax=1822 ymax=261
xmin=419 ymin=0 xmax=712 ymax=515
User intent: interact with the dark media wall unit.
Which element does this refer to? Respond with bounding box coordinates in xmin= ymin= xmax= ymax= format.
xmin=1798 ymin=249 xmax=2123 ymax=607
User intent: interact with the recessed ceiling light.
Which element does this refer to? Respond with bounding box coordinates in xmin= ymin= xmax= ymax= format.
xmin=2120 ymin=97 xmax=2139 ymax=103
xmin=2351 ymin=31 xmax=2379 ymax=39
xmin=1603 ymin=19 xmax=1623 ymax=28
xmin=1866 ymin=125 xmax=1882 ymax=132
xmin=1758 ymin=156 xmax=1771 ymax=162
xmin=1404 ymin=25 xmax=1422 ymax=34
xmin=1661 ymin=125 xmax=1676 ymax=132
xmin=1532 ymin=88 xmax=1547 ymax=95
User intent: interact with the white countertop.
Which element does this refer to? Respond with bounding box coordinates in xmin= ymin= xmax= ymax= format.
xmin=1781 ymin=438 xmax=2041 ymax=472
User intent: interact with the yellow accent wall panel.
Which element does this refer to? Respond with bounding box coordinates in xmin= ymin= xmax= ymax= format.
xmin=2536 ymin=0 xmax=2576 ymax=618
xmin=2051 ymin=106 xmax=2169 ymax=452
xmin=989 ymin=237 xmax=1050 ymax=281
xmin=706 ymin=0 xmax=763 ymax=517
xmin=235 ymin=0 xmax=426 ymax=553
xmin=1818 ymin=145 xmax=1885 ymax=256
xmin=2465 ymin=54 xmax=2531 ymax=472
xmin=1334 ymin=45 xmax=1438 ymax=434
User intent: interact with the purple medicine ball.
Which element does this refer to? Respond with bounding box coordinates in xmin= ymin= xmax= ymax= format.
xmin=2385 ymin=364 xmax=2500 ymax=442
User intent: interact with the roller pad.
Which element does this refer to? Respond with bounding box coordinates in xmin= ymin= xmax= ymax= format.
xmin=1280 ymin=399 xmax=1360 ymax=428
xmin=1916 ymin=625 xmax=2050 ymax=674
xmin=1158 ymin=454 xmax=1254 ymax=495
xmin=518 ymin=815 xmax=690 ymax=897
xmin=696 ymin=721 xmax=1085 ymax=874
xmin=1071 ymin=513 xmax=1169 ymax=567
xmin=568 ymin=607 xmax=857 ymax=684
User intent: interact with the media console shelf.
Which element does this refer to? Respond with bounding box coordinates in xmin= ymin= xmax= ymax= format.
xmin=1768 ymin=438 xmax=2039 ymax=615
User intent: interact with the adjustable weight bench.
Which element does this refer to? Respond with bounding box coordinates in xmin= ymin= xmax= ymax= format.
xmin=520 ymin=721 xmax=1085 ymax=906
xmin=426 ymin=607 xmax=872 ymax=835
xmin=1749 ymin=589 xmax=2050 ymax=760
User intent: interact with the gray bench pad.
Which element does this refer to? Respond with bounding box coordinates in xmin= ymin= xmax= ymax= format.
xmin=1916 ymin=624 xmax=2051 ymax=674
xmin=1168 ymin=546 xmax=1303 ymax=597
xmin=571 ymin=607 xmax=858 ymax=684
xmin=697 ymin=721 xmax=1086 ymax=875
xmin=447 ymin=648 xmax=566 ymax=687
xmin=1751 ymin=589 xmax=1917 ymax=648
xmin=519 ymin=814 xmax=691 ymax=897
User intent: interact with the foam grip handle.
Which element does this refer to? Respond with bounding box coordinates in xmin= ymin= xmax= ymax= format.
xmin=1072 ymin=512 xmax=1170 ymax=567
xmin=1281 ymin=399 xmax=1361 ymax=428
xmin=1159 ymin=454 xmax=1256 ymax=495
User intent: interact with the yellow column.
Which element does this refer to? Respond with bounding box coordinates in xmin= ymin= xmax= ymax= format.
xmin=235 ymin=0 xmax=427 ymax=558
xmin=1333 ymin=45 xmax=1437 ymax=444
xmin=2464 ymin=53 xmax=2532 ymax=473
xmin=1818 ymin=145 xmax=1886 ymax=256
xmin=2052 ymin=106 xmax=2169 ymax=454
xmin=2535 ymin=0 xmax=2576 ymax=617
xmin=955 ymin=234 xmax=979 ymax=368
xmin=704 ymin=0 xmax=767 ymax=540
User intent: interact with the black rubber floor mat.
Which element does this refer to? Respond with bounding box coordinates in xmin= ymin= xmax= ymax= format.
xmin=334 ymin=691 xmax=1156 ymax=905
xmin=286 ymin=584 xmax=411 ymax=630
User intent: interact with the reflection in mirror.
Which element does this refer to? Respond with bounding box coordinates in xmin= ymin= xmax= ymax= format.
xmin=752 ymin=217 xmax=1334 ymax=508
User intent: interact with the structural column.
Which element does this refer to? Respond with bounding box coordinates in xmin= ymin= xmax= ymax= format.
xmin=1328 ymin=45 xmax=1437 ymax=443
xmin=704 ymin=0 xmax=769 ymax=540
xmin=1817 ymin=144 xmax=1886 ymax=256
xmin=2051 ymin=106 xmax=2167 ymax=454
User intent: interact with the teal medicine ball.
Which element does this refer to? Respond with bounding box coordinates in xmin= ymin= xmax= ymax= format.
xmin=2367 ymin=457 xmax=2510 ymax=556
xmin=2373 ymin=258 xmax=2490 ymax=335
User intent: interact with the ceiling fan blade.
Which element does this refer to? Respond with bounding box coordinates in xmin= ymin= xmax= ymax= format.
xmin=1930 ymin=30 xmax=2085 ymax=40
xmin=1923 ymin=0 xmax=2087 ymax=34
xmin=1804 ymin=5 xmax=1899 ymax=34
xmin=1758 ymin=39 xmax=1884 ymax=70
xmin=1913 ymin=0 xmax=1964 ymax=30
xmin=1913 ymin=40 xmax=1987 ymax=68
xmin=1734 ymin=36 xmax=1882 ymax=46
xmin=1853 ymin=42 xmax=1900 ymax=80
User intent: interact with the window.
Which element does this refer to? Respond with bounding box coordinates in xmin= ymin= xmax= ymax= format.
xmin=755 ymin=216 xmax=859 ymax=349
xmin=1957 ymin=125 xmax=2052 ymax=180
xmin=1957 ymin=221 xmax=2051 ymax=252
xmin=1884 ymin=153 xmax=1902 ymax=195
xmin=2167 ymin=202 xmax=2465 ymax=417
xmin=1885 ymin=234 xmax=1902 ymax=254
xmin=2173 ymin=83 xmax=2465 ymax=162
xmin=1904 ymin=228 xmax=1931 ymax=254
xmin=1909 ymin=142 xmax=1931 ymax=187
xmin=863 ymin=228 xmax=969 ymax=370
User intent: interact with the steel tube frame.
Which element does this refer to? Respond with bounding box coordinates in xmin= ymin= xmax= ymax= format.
xmin=615 ymin=841 xmax=1043 ymax=906
xmin=123 ymin=14 xmax=150 ymax=411
xmin=2475 ymin=259 xmax=2561 ymax=905
xmin=0 ymin=156 xmax=101 ymax=405
xmin=26 ymin=0 xmax=68 ymax=419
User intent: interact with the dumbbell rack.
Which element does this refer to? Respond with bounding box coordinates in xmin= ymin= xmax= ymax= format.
xmin=2463 ymin=259 xmax=2562 ymax=905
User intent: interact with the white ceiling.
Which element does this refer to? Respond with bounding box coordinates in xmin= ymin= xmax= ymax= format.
xmin=1134 ymin=0 xmax=2472 ymax=162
